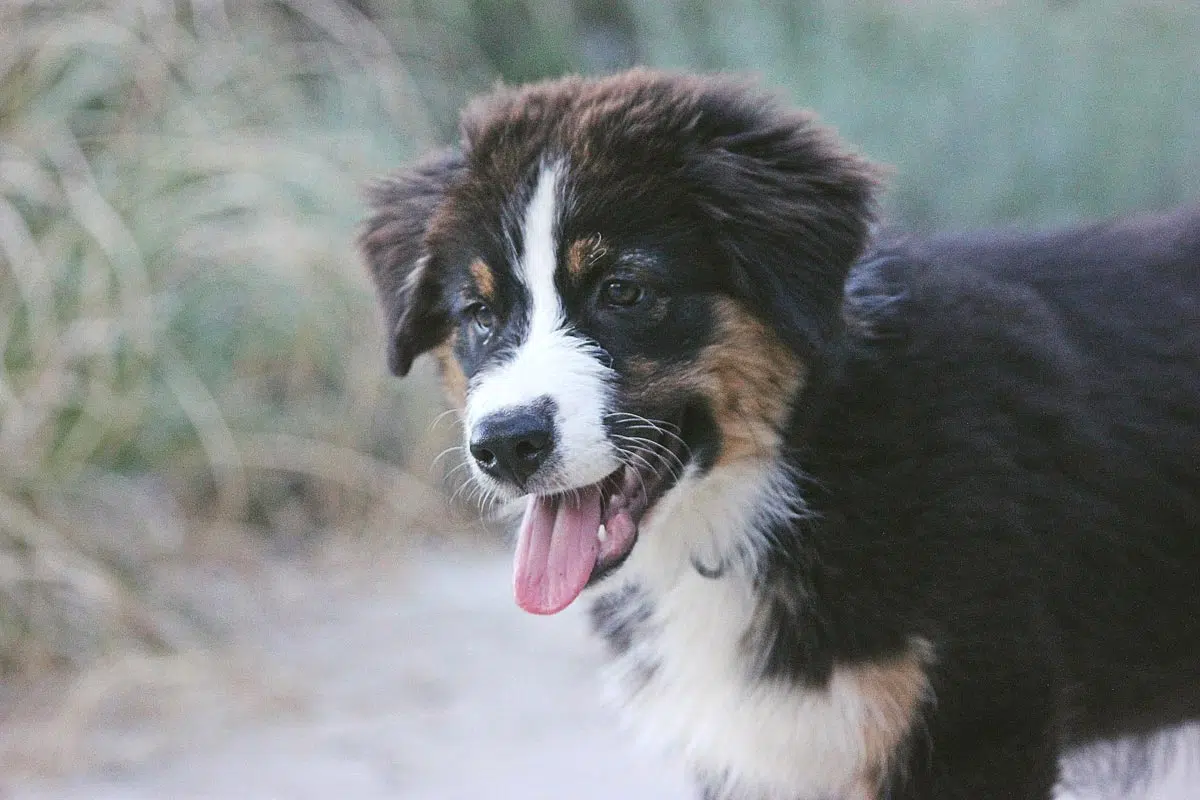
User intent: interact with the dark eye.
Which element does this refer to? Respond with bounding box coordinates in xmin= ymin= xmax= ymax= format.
xmin=599 ymin=279 xmax=646 ymax=308
xmin=466 ymin=302 xmax=495 ymax=334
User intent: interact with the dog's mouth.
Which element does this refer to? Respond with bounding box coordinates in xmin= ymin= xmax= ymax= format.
xmin=512 ymin=423 xmax=686 ymax=615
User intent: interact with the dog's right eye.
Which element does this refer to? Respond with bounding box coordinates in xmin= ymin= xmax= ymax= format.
xmin=599 ymin=279 xmax=647 ymax=308
xmin=465 ymin=302 xmax=495 ymax=335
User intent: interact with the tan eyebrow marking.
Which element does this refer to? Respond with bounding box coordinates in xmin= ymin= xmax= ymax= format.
xmin=566 ymin=234 xmax=607 ymax=278
xmin=469 ymin=257 xmax=495 ymax=299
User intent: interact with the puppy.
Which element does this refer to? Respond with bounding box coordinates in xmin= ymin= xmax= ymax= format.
xmin=360 ymin=69 xmax=1200 ymax=799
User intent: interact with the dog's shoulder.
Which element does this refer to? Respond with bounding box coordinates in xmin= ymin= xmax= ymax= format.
xmin=847 ymin=208 xmax=1200 ymax=385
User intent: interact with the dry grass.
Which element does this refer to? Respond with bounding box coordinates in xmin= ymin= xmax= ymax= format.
xmin=0 ymin=0 xmax=456 ymax=674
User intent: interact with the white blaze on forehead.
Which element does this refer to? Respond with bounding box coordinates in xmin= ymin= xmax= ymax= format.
xmin=466 ymin=160 xmax=620 ymax=492
xmin=519 ymin=158 xmax=565 ymax=332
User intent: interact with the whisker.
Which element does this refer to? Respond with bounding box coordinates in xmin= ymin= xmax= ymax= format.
xmin=449 ymin=477 xmax=476 ymax=507
xmin=612 ymin=433 xmax=686 ymax=476
xmin=614 ymin=445 xmax=652 ymax=500
xmin=478 ymin=485 xmax=504 ymax=516
xmin=429 ymin=407 xmax=463 ymax=432
xmin=431 ymin=445 xmax=466 ymax=471
xmin=604 ymin=411 xmax=690 ymax=452
xmin=612 ymin=442 xmax=662 ymax=480
xmin=616 ymin=440 xmax=684 ymax=484
xmin=604 ymin=411 xmax=684 ymax=437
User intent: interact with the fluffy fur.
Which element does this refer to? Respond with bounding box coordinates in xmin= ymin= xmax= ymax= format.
xmin=360 ymin=69 xmax=1200 ymax=799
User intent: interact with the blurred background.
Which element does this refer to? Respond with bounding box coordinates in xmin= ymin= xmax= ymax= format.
xmin=0 ymin=1 xmax=1197 ymax=797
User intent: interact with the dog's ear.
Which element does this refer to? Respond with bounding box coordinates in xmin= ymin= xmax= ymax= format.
xmin=360 ymin=148 xmax=464 ymax=376
xmin=685 ymin=100 xmax=881 ymax=357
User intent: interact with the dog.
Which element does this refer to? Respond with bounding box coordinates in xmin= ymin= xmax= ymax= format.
xmin=359 ymin=70 xmax=1200 ymax=799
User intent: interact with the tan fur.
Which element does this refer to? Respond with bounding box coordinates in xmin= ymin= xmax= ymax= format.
xmin=566 ymin=235 xmax=607 ymax=278
xmin=845 ymin=781 xmax=878 ymax=800
xmin=702 ymin=300 xmax=805 ymax=464
xmin=433 ymin=329 xmax=468 ymax=409
xmin=468 ymin=257 xmax=495 ymax=299
xmin=845 ymin=643 xmax=932 ymax=792
xmin=627 ymin=299 xmax=804 ymax=466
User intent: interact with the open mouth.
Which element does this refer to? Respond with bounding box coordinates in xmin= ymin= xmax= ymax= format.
xmin=512 ymin=424 xmax=686 ymax=615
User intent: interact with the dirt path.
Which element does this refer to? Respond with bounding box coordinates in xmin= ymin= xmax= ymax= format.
xmin=1 ymin=536 xmax=691 ymax=799
xmin=1 ymin=536 xmax=1194 ymax=799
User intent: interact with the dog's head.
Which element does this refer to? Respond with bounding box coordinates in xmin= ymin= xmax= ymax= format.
xmin=362 ymin=70 xmax=877 ymax=613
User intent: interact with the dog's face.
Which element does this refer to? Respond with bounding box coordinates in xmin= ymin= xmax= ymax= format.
xmin=362 ymin=71 xmax=876 ymax=613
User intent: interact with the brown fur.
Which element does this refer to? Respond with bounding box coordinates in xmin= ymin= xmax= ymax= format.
xmin=846 ymin=643 xmax=932 ymax=792
xmin=433 ymin=329 xmax=468 ymax=409
xmin=456 ymin=69 xmax=855 ymax=182
xmin=566 ymin=235 xmax=607 ymax=278
xmin=468 ymin=257 xmax=495 ymax=299
xmin=625 ymin=299 xmax=804 ymax=466
xmin=702 ymin=300 xmax=806 ymax=465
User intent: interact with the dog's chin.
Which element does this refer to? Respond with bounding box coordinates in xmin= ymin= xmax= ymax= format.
xmin=509 ymin=423 xmax=689 ymax=615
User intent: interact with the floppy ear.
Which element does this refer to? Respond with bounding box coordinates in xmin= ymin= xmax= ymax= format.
xmin=685 ymin=103 xmax=880 ymax=358
xmin=360 ymin=148 xmax=465 ymax=376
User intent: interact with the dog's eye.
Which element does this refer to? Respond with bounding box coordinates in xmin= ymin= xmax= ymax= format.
xmin=599 ymin=279 xmax=645 ymax=308
xmin=466 ymin=302 xmax=495 ymax=334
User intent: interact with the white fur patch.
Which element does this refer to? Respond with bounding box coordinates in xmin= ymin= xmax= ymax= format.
xmin=466 ymin=160 xmax=621 ymax=493
xmin=592 ymin=460 xmax=927 ymax=800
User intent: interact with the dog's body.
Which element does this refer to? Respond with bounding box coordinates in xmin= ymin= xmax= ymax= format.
xmin=361 ymin=71 xmax=1200 ymax=799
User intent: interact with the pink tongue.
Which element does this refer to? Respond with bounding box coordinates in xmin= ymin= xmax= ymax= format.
xmin=513 ymin=487 xmax=602 ymax=615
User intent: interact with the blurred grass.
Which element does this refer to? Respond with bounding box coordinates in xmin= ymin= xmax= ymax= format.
xmin=0 ymin=0 xmax=1197 ymax=674
xmin=0 ymin=0 xmax=451 ymax=674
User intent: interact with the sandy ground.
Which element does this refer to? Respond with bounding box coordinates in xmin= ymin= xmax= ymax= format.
xmin=0 ymin=534 xmax=1195 ymax=800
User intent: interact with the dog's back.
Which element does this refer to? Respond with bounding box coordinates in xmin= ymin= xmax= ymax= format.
xmin=839 ymin=208 xmax=1200 ymax=742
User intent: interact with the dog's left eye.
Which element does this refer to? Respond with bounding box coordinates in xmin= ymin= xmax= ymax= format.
xmin=465 ymin=302 xmax=495 ymax=334
xmin=599 ymin=279 xmax=646 ymax=307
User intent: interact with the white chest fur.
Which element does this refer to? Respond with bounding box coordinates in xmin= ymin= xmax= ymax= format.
xmin=588 ymin=462 xmax=926 ymax=800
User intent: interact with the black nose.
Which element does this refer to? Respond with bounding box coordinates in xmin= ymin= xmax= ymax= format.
xmin=470 ymin=406 xmax=556 ymax=488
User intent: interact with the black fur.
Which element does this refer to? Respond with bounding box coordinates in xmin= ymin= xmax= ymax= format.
xmin=361 ymin=148 xmax=464 ymax=376
xmin=799 ymin=211 xmax=1200 ymax=797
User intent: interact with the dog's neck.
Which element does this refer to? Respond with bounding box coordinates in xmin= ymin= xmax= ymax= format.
xmin=602 ymin=455 xmax=802 ymax=601
xmin=586 ymin=454 xmax=901 ymax=800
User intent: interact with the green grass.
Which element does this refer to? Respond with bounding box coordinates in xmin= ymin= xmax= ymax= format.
xmin=1 ymin=0 xmax=1197 ymax=673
